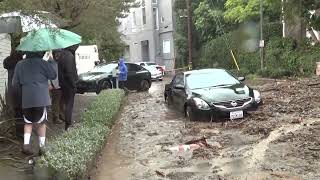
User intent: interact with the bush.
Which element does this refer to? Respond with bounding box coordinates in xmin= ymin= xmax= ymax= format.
xmin=38 ymin=89 xmax=124 ymax=179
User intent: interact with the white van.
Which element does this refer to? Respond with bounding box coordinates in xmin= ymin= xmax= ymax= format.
xmin=75 ymin=45 xmax=99 ymax=75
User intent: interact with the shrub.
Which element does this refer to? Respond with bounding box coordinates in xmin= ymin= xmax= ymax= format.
xmin=38 ymin=89 xmax=124 ymax=179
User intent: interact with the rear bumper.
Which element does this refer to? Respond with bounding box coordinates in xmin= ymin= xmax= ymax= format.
xmin=151 ymin=74 xmax=163 ymax=80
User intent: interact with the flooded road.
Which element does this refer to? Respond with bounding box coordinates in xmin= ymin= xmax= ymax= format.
xmin=94 ymin=78 xmax=320 ymax=180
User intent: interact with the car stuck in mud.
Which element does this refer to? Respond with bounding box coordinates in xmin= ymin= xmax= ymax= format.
xmin=164 ymin=69 xmax=262 ymax=121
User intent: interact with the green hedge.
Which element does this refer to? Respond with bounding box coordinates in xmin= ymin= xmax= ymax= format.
xmin=38 ymin=89 xmax=124 ymax=179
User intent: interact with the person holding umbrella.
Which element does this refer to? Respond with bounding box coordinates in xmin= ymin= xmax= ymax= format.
xmin=13 ymin=28 xmax=81 ymax=155
xmin=12 ymin=51 xmax=56 ymax=155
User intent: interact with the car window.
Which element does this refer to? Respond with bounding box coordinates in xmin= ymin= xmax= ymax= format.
xmin=140 ymin=63 xmax=145 ymax=66
xmin=186 ymin=69 xmax=239 ymax=89
xmin=91 ymin=63 xmax=117 ymax=73
xmin=127 ymin=64 xmax=143 ymax=72
xmin=146 ymin=62 xmax=156 ymax=66
xmin=173 ymin=74 xmax=184 ymax=86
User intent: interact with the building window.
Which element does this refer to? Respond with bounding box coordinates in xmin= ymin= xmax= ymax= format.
xmin=133 ymin=11 xmax=137 ymax=26
xmin=161 ymin=16 xmax=165 ymax=23
xmin=153 ymin=7 xmax=159 ymax=29
xmin=141 ymin=0 xmax=145 ymax=7
xmin=152 ymin=0 xmax=158 ymax=4
xmin=163 ymin=40 xmax=171 ymax=54
xmin=142 ymin=7 xmax=146 ymax=25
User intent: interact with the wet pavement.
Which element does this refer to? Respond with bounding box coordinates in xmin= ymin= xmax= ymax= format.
xmin=94 ymin=77 xmax=320 ymax=180
xmin=0 ymin=94 xmax=96 ymax=180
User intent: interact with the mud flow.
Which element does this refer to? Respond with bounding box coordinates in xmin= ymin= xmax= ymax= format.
xmin=94 ymin=78 xmax=320 ymax=180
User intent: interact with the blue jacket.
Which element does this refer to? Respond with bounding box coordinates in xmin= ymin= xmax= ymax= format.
xmin=118 ymin=59 xmax=127 ymax=81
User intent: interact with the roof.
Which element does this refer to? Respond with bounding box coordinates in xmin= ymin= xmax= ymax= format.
xmin=184 ymin=68 xmax=226 ymax=75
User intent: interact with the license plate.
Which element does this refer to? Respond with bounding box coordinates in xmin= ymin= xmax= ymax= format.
xmin=230 ymin=111 xmax=244 ymax=120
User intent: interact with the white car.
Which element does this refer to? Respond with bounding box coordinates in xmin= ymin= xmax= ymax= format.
xmin=136 ymin=63 xmax=163 ymax=81
xmin=137 ymin=62 xmax=166 ymax=76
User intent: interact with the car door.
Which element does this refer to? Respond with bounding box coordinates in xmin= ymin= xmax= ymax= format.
xmin=126 ymin=63 xmax=146 ymax=90
xmin=171 ymin=73 xmax=186 ymax=112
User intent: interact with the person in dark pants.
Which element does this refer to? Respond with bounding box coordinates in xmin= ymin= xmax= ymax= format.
xmin=3 ymin=50 xmax=24 ymax=139
xmin=118 ymin=58 xmax=128 ymax=91
xmin=53 ymin=47 xmax=78 ymax=130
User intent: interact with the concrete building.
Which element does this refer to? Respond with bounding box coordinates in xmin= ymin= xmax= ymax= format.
xmin=119 ymin=0 xmax=175 ymax=70
xmin=0 ymin=34 xmax=11 ymax=98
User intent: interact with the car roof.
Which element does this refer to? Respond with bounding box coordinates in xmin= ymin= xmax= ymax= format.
xmin=183 ymin=68 xmax=226 ymax=75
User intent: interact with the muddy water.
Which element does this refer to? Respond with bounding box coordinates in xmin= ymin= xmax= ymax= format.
xmin=94 ymin=78 xmax=320 ymax=180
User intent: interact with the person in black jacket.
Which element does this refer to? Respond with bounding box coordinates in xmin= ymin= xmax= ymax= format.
xmin=3 ymin=50 xmax=24 ymax=139
xmin=53 ymin=46 xmax=78 ymax=130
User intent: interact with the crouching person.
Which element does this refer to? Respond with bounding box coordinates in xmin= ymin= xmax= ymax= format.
xmin=12 ymin=52 xmax=56 ymax=155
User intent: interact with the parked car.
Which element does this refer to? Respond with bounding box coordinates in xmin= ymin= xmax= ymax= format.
xmin=137 ymin=62 xmax=166 ymax=76
xmin=142 ymin=65 xmax=163 ymax=81
xmin=164 ymin=69 xmax=262 ymax=121
xmin=77 ymin=63 xmax=152 ymax=94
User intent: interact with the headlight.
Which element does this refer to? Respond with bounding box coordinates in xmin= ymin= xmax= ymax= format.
xmin=193 ymin=97 xmax=210 ymax=110
xmin=253 ymin=90 xmax=261 ymax=103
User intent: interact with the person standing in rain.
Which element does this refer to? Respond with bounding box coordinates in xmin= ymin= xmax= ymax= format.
xmin=44 ymin=51 xmax=63 ymax=124
xmin=53 ymin=45 xmax=78 ymax=131
xmin=12 ymin=51 xmax=56 ymax=155
xmin=3 ymin=50 xmax=24 ymax=139
xmin=118 ymin=57 xmax=128 ymax=91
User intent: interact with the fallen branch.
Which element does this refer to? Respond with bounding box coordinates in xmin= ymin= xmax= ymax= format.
xmin=155 ymin=170 xmax=166 ymax=177
xmin=0 ymin=144 xmax=14 ymax=152
xmin=308 ymin=147 xmax=320 ymax=151
xmin=308 ymin=82 xmax=320 ymax=87
xmin=261 ymin=88 xmax=280 ymax=93
xmin=0 ymin=136 xmax=20 ymax=145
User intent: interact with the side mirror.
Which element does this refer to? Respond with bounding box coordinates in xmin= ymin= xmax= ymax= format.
xmin=238 ymin=77 xmax=245 ymax=81
xmin=174 ymin=84 xmax=185 ymax=90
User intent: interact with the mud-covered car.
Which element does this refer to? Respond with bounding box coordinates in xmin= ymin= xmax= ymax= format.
xmin=164 ymin=69 xmax=262 ymax=121
xmin=77 ymin=63 xmax=152 ymax=94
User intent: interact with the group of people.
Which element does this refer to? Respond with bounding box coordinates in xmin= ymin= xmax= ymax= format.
xmin=3 ymin=45 xmax=78 ymax=155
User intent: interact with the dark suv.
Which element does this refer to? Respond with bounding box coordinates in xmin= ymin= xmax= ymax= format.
xmin=77 ymin=63 xmax=152 ymax=94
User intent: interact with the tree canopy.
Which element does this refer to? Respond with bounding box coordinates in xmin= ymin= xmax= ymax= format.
xmin=0 ymin=0 xmax=136 ymax=60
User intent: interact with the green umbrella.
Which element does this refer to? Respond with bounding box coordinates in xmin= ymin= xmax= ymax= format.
xmin=16 ymin=28 xmax=82 ymax=52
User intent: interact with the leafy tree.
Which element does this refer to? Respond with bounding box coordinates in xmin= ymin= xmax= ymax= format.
xmin=0 ymin=0 xmax=136 ymax=60
xmin=194 ymin=0 xmax=228 ymax=42
xmin=224 ymin=0 xmax=281 ymax=23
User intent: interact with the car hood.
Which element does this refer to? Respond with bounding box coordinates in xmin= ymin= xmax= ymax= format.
xmin=79 ymin=72 xmax=110 ymax=81
xmin=189 ymin=84 xmax=251 ymax=103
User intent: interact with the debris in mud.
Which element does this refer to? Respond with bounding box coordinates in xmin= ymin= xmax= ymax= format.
xmin=291 ymin=118 xmax=303 ymax=124
xmin=155 ymin=170 xmax=166 ymax=177
xmin=147 ymin=132 xmax=159 ymax=136
xmin=132 ymin=115 xmax=138 ymax=119
xmin=192 ymin=148 xmax=218 ymax=159
xmin=166 ymin=171 xmax=195 ymax=180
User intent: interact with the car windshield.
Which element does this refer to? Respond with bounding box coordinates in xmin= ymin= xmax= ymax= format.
xmin=91 ymin=64 xmax=118 ymax=73
xmin=186 ymin=70 xmax=239 ymax=90
xmin=146 ymin=62 xmax=156 ymax=66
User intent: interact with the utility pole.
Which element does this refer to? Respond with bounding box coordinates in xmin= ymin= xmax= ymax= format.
xmin=259 ymin=0 xmax=264 ymax=70
xmin=186 ymin=0 xmax=193 ymax=70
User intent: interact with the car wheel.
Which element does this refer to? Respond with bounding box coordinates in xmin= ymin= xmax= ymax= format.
xmin=96 ymin=80 xmax=111 ymax=94
xmin=77 ymin=91 xmax=85 ymax=94
xmin=139 ymin=80 xmax=150 ymax=91
xmin=185 ymin=106 xmax=196 ymax=121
